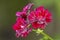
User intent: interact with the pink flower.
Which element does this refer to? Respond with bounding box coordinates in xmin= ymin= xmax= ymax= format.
xmin=16 ymin=3 xmax=33 ymax=20
xmin=28 ymin=6 xmax=52 ymax=29
xmin=13 ymin=17 xmax=32 ymax=38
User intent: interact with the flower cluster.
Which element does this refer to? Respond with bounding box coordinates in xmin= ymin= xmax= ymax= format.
xmin=13 ymin=3 xmax=52 ymax=38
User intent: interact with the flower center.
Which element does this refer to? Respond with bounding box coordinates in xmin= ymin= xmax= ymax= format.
xmin=21 ymin=14 xmax=27 ymax=20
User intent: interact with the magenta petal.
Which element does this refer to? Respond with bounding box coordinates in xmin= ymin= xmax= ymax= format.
xmin=16 ymin=30 xmax=20 ymax=38
xmin=16 ymin=12 xmax=22 ymax=16
xmin=23 ymin=3 xmax=33 ymax=12
xmin=36 ymin=6 xmax=44 ymax=11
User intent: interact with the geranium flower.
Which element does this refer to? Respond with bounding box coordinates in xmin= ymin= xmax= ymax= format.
xmin=28 ymin=6 xmax=52 ymax=29
xmin=16 ymin=3 xmax=33 ymax=20
xmin=13 ymin=17 xmax=32 ymax=38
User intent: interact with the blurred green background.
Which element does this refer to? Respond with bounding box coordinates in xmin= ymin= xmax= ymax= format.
xmin=0 ymin=0 xmax=60 ymax=40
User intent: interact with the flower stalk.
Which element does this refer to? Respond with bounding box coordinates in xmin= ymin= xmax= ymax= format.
xmin=33 ymin=29 xmax=53 ymax=40
xmin=41 ymin=31 xmax=53 ymax=40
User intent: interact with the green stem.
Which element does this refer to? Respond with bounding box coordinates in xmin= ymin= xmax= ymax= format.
xmin=33 ymin=29 xmax=53 ymax=40
xmin=41 ymin=31 xmax=53 ymax=40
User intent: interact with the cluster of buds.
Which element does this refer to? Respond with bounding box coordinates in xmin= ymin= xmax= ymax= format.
xmin=13 ymin=3 xmax=52 ymax=38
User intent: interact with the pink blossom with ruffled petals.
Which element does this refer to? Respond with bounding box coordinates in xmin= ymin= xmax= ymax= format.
xmin=13 ymin=17 xmax=32 ymax=38
xmin=16 ymin=3 xmax=33 ymax=20
xmin=28 ymin=6 xmax=52 ymax=29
